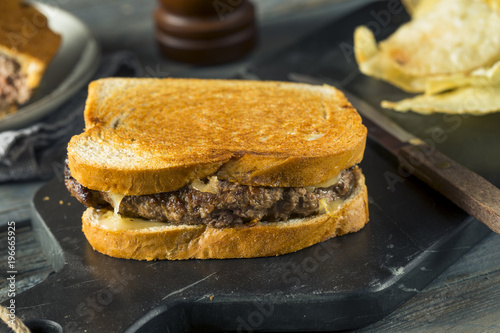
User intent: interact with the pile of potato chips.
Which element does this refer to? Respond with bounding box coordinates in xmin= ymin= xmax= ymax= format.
xmin=354 ymin=0 xmax=500 ymax=115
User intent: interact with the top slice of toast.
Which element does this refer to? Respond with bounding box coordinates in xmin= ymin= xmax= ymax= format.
xmin=0 ymin=0 xmax=61 ymax=89
xmin=68 ymin=78 xmax=367 ymax=195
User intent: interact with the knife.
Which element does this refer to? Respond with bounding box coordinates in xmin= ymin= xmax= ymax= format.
xmin=289 ymin=72 xmax=500 ymax=235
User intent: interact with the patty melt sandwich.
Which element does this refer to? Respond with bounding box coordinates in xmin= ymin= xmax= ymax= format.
xmin=65 ymin=78 xmax=369 ymax=260
xmin=0 ymin=0 xmax=61 ymax=115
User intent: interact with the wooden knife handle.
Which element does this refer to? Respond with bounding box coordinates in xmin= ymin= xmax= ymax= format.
xmin=398 ymin=143 xmax=500 ymax=234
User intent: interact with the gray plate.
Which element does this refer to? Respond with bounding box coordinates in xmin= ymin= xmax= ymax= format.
xmin=0 ymin=2 xmax=100 ymax=132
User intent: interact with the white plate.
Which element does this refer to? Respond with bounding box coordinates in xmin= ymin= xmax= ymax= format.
xmin=0 ymin=2 xmax=100 ymax=132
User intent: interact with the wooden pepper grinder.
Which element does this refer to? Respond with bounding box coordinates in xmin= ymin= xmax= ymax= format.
xmin=154 ymin=0 xmax=257 ymax=65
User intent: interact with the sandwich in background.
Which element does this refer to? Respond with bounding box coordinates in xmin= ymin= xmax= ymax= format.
xmin=65 ymin=78 xmax=369 ymax=260
xmin=0 ymin=0 xmax=61 ymax=117
xmin=355 ymin=0 xmax=500 ymax=115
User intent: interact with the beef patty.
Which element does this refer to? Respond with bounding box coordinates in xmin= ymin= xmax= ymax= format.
xmin=0 ymin=53 xmax=30 ymax=112
xmin=65 ymin=164 xmax=360 ymax=228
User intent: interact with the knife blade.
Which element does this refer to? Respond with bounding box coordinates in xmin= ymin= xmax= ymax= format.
xmin=289 ymin=72 xmax=500 ymax=235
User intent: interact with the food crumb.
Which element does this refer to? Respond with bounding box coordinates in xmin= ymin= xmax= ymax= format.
xmin=210 ymin=295 xmax=214 ymax=301
xmin=390 ymin=266 xmax=405 ymax=276
xmin=59 ymin=200 xmax=64 ymax=205
xmin=67 ymin=202 xmax=71 ymax=206
xmin=43 ymin=196 xmax=50 ymax=201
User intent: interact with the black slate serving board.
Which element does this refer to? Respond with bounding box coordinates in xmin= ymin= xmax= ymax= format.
xmin=14 ymin=138 xmax=490 ymax=332
xmin=7 ymin=1 xmax=497 ymax=332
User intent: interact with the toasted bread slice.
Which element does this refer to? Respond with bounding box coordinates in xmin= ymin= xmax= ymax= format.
xmin=0 ymin=0 xmax=61 ymax=89
xmin=68 ymin=78 xmax=367 ymax=195
xmin=82 ymin=171 xmax=368 ymax=260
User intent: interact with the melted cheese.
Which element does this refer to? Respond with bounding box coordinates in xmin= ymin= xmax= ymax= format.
xmin=318 ymin=198 xmax=343 ymax=218
xmin=107 ymin=192 xmax=125 ymax=215
xmin=305 ymin=172 xmax=342 ymax=192
xmin=99 ymin=211 xmax=168 ymax=231
xmin=315 ymin=172 xmax=342 ymax=188
xmin=102 ymin=192 xmax=168 ymax=230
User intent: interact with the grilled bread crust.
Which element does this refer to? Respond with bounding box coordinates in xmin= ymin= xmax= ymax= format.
xmin=82 ymin=172 xmax=368 ymax=260
xmin=68 ymin=78 xmax=367 ymax=195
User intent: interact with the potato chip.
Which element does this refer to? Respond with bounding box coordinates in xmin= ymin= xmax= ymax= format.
xmin=378 ymin=0 xmax=500 ymax=76
xmin=485 ymin=0 xmax=500 ymax=12
xmin=401 ymin=0 xmax=420 ymax=15
xmin=354 ymin=26 xmax=427 ymax=93
xmin=405 ymin=0 xmax=441 ymax=17
xmin=425 ymin=61 xmax=500 ymax=95
xmin=381 ymin=85 xmax=500 ymax=115
xmin=353 ymin=25 xmax=377 ymax=64
xmin=406 ymin=0 xmax=500 ymax=14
